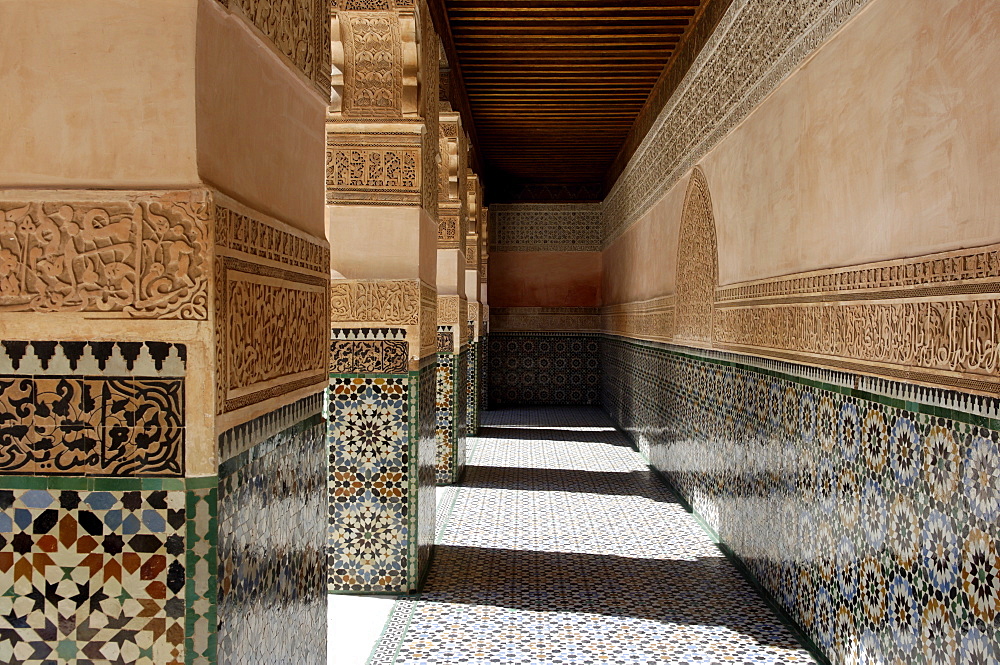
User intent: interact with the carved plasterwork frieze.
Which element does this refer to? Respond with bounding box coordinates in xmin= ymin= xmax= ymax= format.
xmin=437 ymin=295 xmax=460 ymax=325
xmin=338 ymin=12 xmax=404 ymax=117
xmin=330 ymin=339 xmax=408 ymax=373
xmin=712 ymin=244 xmax=1000 ymax=396
xmin=214 ymin=202 xmax=329 ymax=415
xmin=602 ymin=297 xmax=676 ymax=343
xmin=0 ymin=191 xmax=210 ymax=319
xmin=603 ymin=0 xmax=874 ymax=246
xmin=326 ymin=132 xmax=422 ymax=205
xmin=419 ymin=282 xmax=437 ymax=358
xmin=329 ymin=279 xmax=420 ymax=324
xmin=490 ymin=203 xmax=603 ymax=252
xmin=222 ymin=0 xmax=331 ymax=96
xmin=674 ymin=168 xmax=718 ymax=346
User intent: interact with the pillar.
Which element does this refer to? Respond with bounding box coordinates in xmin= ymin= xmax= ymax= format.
xmin=0 ymin=1 xmax=331 ymax=662
xmin=479 ymin=207 xmax=491 ymax=413
xmin=464 ymin=172 xmax=485 ymax=435
xmin=434 ymin=107 xmax=469 ymax=485
xmin=325 ymin=0 xmax=439 ymax=594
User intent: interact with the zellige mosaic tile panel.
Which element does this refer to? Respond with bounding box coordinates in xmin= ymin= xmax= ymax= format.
xmin=487 ymin=333 xmax=599 ymax=406
xmin=601 ymin=336 xmax=1000 ymax=664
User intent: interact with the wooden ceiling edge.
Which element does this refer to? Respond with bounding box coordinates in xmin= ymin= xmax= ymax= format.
xmin=602 ymin=0 xmax=734 ymax=196
xmin=426 ymin=0 xmax=485 ymax=179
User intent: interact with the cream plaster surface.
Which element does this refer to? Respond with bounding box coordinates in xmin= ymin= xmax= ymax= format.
xmin=436 ymin=249 xmax=467 ymax=297
xmin=697 ymin=0 xmax=1000 ymax=286
xmin=197 ymin=0 xmax=326 ymax=237
xmin=327 ymin=205 xmax=437 ymax=285
xmin=603 ymin=0 xmax=1000 ymax=297
xmin=465 ymin=269 xmax=480 ymax=305
xmin=0 ymin=0 xmax=199 ymax=188
xmin=602 ymin=178 xmax=687 ymax=306
xmin=490 ymin=252 xmax=602 ymax=308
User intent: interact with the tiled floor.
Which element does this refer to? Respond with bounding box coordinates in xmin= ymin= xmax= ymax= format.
xmin=347 ymin=407 xmax=817 ymax=665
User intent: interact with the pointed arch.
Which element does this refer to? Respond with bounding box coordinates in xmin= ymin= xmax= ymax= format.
xmin=675 ymin=166 xmax=718 ymax=345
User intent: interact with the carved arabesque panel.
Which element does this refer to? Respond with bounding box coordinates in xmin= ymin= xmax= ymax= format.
xmin=329 ymin=280 xmax=421 ymax=323
xmin=0 ymin=192 xmax=209 ymax=319
xmin=339 ymin=12 xmax=404 ymax=117
xmin=674 ymin=169 xmax=718 ymax=345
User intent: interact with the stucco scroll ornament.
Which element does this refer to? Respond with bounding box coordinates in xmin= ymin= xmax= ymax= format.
xmin=329 ymin=280 xmax=420 ymax=324
xmin=674 ymin=168 xmax=718 ymax=344
xmin=0 ymin=197 xmax=209 ymax=319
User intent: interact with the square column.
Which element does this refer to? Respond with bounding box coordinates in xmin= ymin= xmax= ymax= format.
xmin=0 ymin=1 xmax=331 ymax=662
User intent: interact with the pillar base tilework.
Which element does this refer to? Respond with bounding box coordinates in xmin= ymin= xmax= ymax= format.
xmin=327 ymin=359 xmax=437 ymax=594
xmin=216 ymin=395 xmax=327 ymax=664
xmin=0 ymin=477 xmax=216 ymax=665
xmin=465 ymin=342 xmax=480 ymax=436
xmin=600 ymin=335 xmax=1000 ymax=664
xmin=434 ymin=337 xmax=467 ymax=486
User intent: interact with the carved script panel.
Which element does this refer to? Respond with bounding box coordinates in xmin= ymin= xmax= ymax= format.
xmin=0 ymin=193 xmax=209 ymax=319
xmin=330 ymin=280 xmax=421 ymax=323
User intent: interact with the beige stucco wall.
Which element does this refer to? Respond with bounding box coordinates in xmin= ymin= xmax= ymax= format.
xmin=490 ymin=252 xmax=602 ymax=308
xmin=437 ymin=249 xmax=467 ymax=297
xmin=0 ymin=0 xmax=199 ymax=188
xmin=196 ymin=0 xmax=326 ymax=237
xmin=327 ymin=205 xmax=438 ymax=285
xmin=604 ymin=0 xmax=1000 ymax=298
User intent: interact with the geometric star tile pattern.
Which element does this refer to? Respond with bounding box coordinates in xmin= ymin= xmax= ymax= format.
xmin=0 ymin=487 xmax=188 ymax=665
xmin=601 ymin=337 xmax=1000 ymax=664
xmin=369 ymin=407 xmax=817 ymax=664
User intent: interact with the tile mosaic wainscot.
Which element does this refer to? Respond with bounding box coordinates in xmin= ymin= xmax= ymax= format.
xmin=600 ymin=335 xmax=1000 ymax=664
xmin=0 ymin=478 xmax=217 ymax=665
xmin=327 ymin=356 xmax=437 ymax=594
xmin=434 ymin=336 xmax=467 ymax=486
xmin=216 ymin=394 xmax=327 ymax=665
xmin=487 ymin=333 xmax=600 ymax=407
xmin=466 ymin=341 xmax=480 ymax=436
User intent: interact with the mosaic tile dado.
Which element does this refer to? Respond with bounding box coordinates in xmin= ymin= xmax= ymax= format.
xmin=217 ymin=404 xmax=326 ymax=664
xmin=434 ymin=351 xmax=467 ymax=486
xmin=0 ymin=342 xmax=187 ymax=477
xmin=487 ymin=333 xmax=599 ymax=407
xmin=0 ymin=481 xmax=215 ymax=665
xmin=466 ymin=342 xmax=480 ymax=436
xmin=327 ymin=363 xmax=437 ymax=594
xmin=369 ymin=407 xmax=816 ymax=664
xmin=601 ymin=336 xmax=1000 ymax=664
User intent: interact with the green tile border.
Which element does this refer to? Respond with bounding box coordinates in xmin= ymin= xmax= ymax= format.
xmin=605 ymin=334 xmax=1000 ymax=430
xmin=0 ymin=475 xmax=216 ymax=491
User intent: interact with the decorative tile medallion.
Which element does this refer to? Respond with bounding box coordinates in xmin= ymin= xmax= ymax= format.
xmin=0 ymin=482 xmax=207 ymax=665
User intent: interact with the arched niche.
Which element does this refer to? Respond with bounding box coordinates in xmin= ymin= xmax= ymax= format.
xmin=675 ymin=167 xmax=719 ymax=346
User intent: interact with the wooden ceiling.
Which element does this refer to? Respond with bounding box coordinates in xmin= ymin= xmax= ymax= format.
xmin=432 ymin=0 xmax=720 ymax=202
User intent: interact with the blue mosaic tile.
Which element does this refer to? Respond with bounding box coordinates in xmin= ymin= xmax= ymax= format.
xmin=216 ymin=402 xmax=326 ymax=664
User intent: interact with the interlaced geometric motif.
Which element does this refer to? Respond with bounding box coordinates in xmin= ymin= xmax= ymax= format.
xmin=602 ymin=338 xmax=1000 ymax=663
xmin=0 ymin=488 xmax=187 ymax=664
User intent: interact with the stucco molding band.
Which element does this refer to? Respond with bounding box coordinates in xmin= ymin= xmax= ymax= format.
xmin=603 ymin=0 xmax=874 ymax=246
xmin=492 ymin=307 xmax=603 ymax=333
xmin=604 ymin=243 xmax=1000 ymax=397
xmin=602 ymin=296 xmax=676 ymax=344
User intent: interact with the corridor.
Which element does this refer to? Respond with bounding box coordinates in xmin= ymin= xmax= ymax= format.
xmin=362 ymin=407 xmax=816 ymax=664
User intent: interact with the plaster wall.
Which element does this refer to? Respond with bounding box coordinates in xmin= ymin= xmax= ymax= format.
xmin=196 ymin=0 xmax=327 ymax=237
xmin=327 ymin=205 xmax=437 ymax=285
xmin=0 ymin=0 xmax=199 ymax=187
xmin=489 ymin=252 xmax=602 ymax=308
xmin=436 ymin=249 xmax=467 ymax=297
xmin=465 ymin=269 xmax=480 ymax=305
xmin=604 ymin=0 xmax=1000 ymax=297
